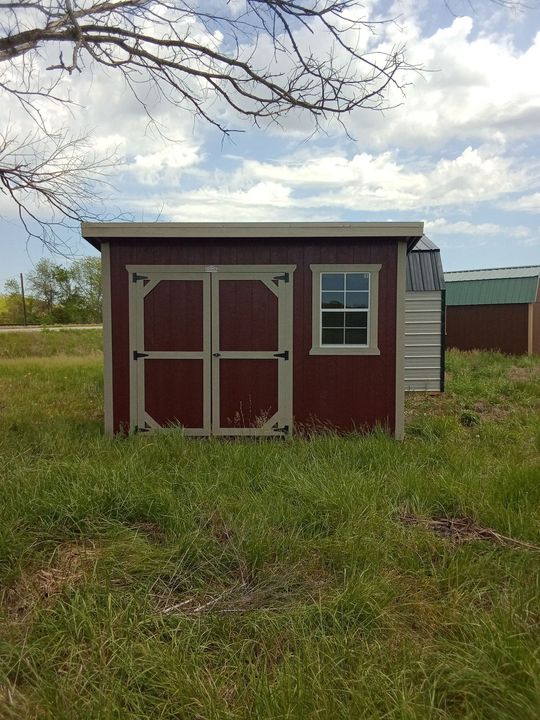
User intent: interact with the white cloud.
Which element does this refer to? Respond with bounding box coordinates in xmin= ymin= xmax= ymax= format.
xmin=129 ymin=143 xmax=201 ymax=185
xmin=425 ymin=218 xmax=531 ymax=238
xmin=504 ymin=192 xmax=540 ymax=213
xmin=260 ymin=15 xmax=540 ymax=149
xmin=351 ymin=18 xmax=540 ymax=148
xmin=236 ymin=144 xmax=531 ymax=212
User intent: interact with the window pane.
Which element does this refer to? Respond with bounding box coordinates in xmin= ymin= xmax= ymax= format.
xmin=345 ymin=328 xmax=368 ymax=345
xmin=345 ymin=311 xmax=368 ymax=328
xmin=321 ymin=273 xmax=344 ymax=291
xmin=322 ymin=311 xmax=345 ymax=328
xmin=346 ymin=273 xmax=369 ymax=291
xmin=322 ymin=328 xmax=344 ymax=345
xmin=346 ymin=291 xmax=369 ymax=309
xmin=322 ymin=291 xmax=344 ymax=309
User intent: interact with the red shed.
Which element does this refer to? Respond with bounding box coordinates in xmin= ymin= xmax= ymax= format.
xmin=82 ymin=222 xmax=423 ymax=439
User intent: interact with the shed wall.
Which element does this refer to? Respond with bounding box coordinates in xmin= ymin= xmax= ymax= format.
xmin=108 ymin=237 xmax=399 ymax=434
xmin=446 ymin=303 xmax=529 ymax=355
xmin=405 ymin=291 xmax=443 ymax=391
xmin=533 ymin=280 xmax=540 ymax=355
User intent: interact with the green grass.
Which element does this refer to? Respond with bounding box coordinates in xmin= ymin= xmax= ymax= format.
xmin=0 ymin=328 xmax=102 ymax=359
xmin=0 ymin=333 xmax=539 ymax=719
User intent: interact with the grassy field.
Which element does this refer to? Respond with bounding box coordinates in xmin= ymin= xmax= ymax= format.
xmin=0 ymin=328 xmax=103 ymax=359
xmin=0 ymin=330 xmax=539 ymax=719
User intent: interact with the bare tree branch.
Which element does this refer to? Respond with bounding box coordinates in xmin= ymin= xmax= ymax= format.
xmin=0 ymin=0 xmax=528 ymax=248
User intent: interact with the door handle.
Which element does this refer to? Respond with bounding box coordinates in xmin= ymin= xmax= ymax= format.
xmin=212 ymin=353 xmax=221 ymax=357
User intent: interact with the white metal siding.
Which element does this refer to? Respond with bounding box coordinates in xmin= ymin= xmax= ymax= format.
xmin=405 ymin=291 xmax=442 ymax=391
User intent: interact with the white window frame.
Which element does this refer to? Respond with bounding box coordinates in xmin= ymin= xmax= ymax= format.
xmin=310 ymin=264 xmax=381 ymax=356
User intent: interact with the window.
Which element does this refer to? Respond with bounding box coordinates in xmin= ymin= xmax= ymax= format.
xmin=310 ymin=264 xmax=381 ymax=355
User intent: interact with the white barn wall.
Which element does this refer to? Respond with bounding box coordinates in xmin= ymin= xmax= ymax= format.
xmin=405 ymin=291 xmax=443 ymax=391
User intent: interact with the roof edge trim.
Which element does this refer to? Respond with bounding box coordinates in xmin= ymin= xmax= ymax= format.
xmin=81 ymin=221 xmax=424 ymax=241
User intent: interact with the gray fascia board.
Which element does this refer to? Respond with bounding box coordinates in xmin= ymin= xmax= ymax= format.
xmin=82 ymin=221 xmax=424 ymax=245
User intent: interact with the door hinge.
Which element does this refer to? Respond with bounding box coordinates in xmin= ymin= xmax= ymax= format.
xmin=273 ymin=272 xmax=289 ymax=283
xmin=133 ymin=350 xmax=149 ymax=360
xmin=273 ymin=350 xmax=289 ymax=360
xmin=273 ymin=424 xmax=289 ymax=434
xmin=136 ymin=422 xmax=151 ymax=433
xmin=132 ymin=272 xmax=149 ymax=283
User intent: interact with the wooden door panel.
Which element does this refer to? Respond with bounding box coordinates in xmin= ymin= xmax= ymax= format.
xmin=219 ymin=359 xmax=278 ymax=429
xmin=145 ymin=359 xmax=204 ymax=428
xmin=219 ymin=280 xmax=278 ymax=351
xmin=144 ymin=279 xmax=204 ymax=351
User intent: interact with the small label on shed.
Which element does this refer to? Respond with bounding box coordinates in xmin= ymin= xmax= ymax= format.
xmin=206 ymin=266 xmax=218 ymax=273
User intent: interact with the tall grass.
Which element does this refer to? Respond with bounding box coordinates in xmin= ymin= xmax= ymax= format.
xmin=0 ymin=328 xmax=102 ymax=359
xmin=0 ymin=337 xmax=539 ymax=719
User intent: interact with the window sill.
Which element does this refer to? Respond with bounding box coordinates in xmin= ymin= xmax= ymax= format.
xmin=309 ymin=347 xmax=381 ymax=356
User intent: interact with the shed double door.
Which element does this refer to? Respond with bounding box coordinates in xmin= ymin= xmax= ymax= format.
xmin=128 ymin=265 xmax=294 ymax=436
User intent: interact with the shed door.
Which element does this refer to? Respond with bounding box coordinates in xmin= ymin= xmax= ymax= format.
xmin=129 ymin=267 xmax=293 ymax=436
xmin=131 ymin=272 xmax=211 ymax=435
xmin=212 ymin=272 xmax=292 ymax=436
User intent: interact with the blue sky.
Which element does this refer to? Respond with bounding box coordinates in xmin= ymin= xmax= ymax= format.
xmin=1 ymin=0 xmax=539 ymax=288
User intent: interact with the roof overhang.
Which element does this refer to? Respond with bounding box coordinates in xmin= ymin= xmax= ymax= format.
xmin=81 ymin=221 xmax=424 ymax=252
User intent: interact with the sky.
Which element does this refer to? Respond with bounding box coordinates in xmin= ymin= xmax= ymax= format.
xmin=1 ymin=0 xmax=539 ymax=287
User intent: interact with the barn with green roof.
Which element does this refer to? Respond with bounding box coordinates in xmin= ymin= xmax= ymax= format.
xmin=444 ymin=266 xmax=540 ymax=356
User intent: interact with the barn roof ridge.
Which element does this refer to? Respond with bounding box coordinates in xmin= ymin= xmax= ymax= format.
xmin=445 ymin=265 xmax=540 ymax=280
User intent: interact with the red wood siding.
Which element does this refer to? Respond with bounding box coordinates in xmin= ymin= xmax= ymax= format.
xmin=145 ymin=359 xmax=204 ymax=428
xmin=144 ymin=279 xmax=204 ymax=351
xmin=533 ymin=303 xmax=540 ymax=356
xmin=108 ymin=237 xmax=398 ymax=434
xmin=219 ymin=279 xmax=278 ymax=352
xmin=446 ymin=304 xmax=529 ymax=355
xmin=220 ymin=359 xmax=278 ymax=428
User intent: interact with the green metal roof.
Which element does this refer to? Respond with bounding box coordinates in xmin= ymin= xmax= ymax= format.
xmin=445 ymin=275 xmax=539 ymax=306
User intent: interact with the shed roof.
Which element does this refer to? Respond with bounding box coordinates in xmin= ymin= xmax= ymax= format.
xmin=81 ymin=221 xmax=423 ymax=251
xmin=445 ymin=266 xmax=540 ymax=306
xmin=413 ymin=236 xmax=439 ymax=252
xmin=445 ymin=266 xmax=540 ymax=282
xmin=406 ymin=235 xmax=445 ymax=292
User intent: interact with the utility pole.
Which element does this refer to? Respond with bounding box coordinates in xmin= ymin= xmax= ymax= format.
xmin=20 ymin=273 xmax=28 ymax=326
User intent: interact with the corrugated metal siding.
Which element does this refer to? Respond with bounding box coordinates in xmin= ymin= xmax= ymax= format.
xmin=445 ymin=276 xmax=539 ymax=306
xmin=407 ymin=250 xmax=445 ymax=292
xmin=406 ymin=235 xmax=445 ymax=293
xmin=405 ymin=291 xmax=442 ymax=391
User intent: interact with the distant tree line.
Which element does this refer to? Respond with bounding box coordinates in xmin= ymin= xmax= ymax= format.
xmin=2 ymin=257 xmax=101 ymax=325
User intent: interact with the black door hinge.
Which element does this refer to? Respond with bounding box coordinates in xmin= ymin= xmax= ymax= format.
xmin=132 ymin=272 xmax=149 ymax=283
xmin=273 ymin=272 xmax=289 ymax=283
xmin=273 ymin=351 xmax=289 ymax=360
xmin=133 ymin=350 xmax=149 ymax=360
xmin=273 ymin=424 xmax=289 ymax=434
xmin=136 ymin=422 xmax=151 ymax=433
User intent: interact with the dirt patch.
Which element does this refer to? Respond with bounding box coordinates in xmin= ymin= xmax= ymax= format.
xmin=472 ymin=401 xmax=506 ymax=419
xmin=155 ymin=556 xmax=328 ymax=617
xmin=2 ymin=541 xmax=100 ymax=619
xmin=405 ymin=391 xmax=461 ymax=422
xmin=400 ymin=513 xmax=540 ymax=551
xmin=507 ymin=365 xmax=540 ymax=383
xmin=205 ymin=511 xmax=234 ymax=546
xmin=131 ymin=521 xmax=167 ymax=544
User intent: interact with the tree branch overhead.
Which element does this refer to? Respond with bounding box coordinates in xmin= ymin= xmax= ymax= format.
xmin=0 ymin=0 xmax=414 ymax=246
